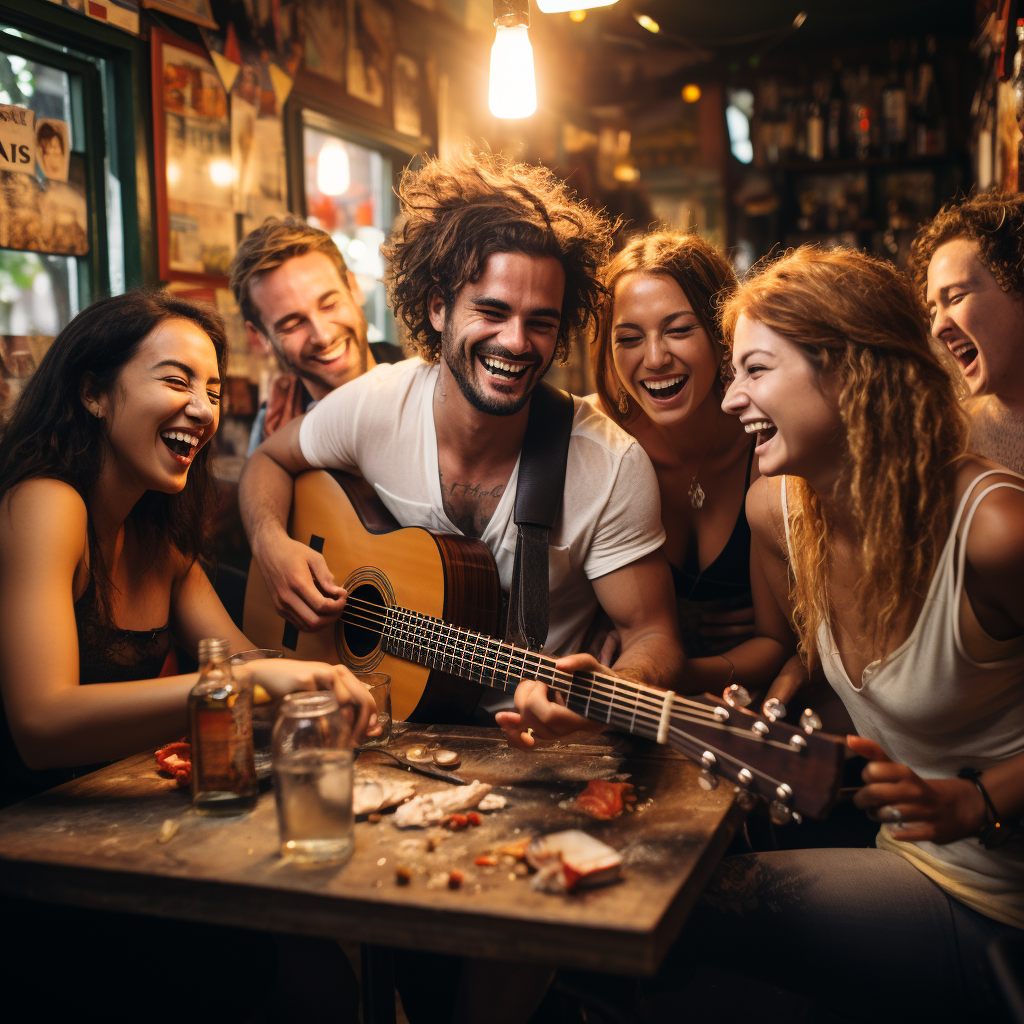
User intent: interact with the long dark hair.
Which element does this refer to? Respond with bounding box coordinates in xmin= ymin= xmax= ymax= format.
xmin=0 ymin=290 xmax=229 ymax=622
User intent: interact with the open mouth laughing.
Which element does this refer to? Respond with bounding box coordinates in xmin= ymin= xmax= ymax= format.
xmin=640 ymin=374 xmax=688 ymax=401
xmin=160 ymin=428 xmax=202 ymax=464
xmin=744 ymin=418 xmax=778 ymax=449
xmin=949 ymin=340 xmax=978 ymax=372
xmin=479 ymin=354 xmax=532 ymax=383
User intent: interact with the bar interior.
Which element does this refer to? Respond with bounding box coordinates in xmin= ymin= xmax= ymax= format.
xmin=0 ymin=0 xmax=1022 ymax=1022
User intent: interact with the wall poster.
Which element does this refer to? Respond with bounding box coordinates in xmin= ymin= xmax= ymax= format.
xmin=152 ymin=27 xmax=234 ymax=284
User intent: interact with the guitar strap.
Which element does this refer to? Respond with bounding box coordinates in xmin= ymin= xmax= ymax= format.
xmin=505 ymin=381 xmax=575 ymax=651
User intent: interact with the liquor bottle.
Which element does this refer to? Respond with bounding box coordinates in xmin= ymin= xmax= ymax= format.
xmin=826 ymin=58 xmax=846 ymax=160
xmin=806 ymin=82 xmax=825 ymax=162
xmin=760 ymin=77 xmax=781 ymax=165
xmin=881 ymin=39 xmax=908 ymax=159
xmin=851 ymin=64 xmax=874 ymax=160
xmin=189 ymin=637 xmax=257 ymax=815
xmin=913 ymin=35 xmax=946 ymax=156
xmin=1014 ymin=19 xmax=1024 ymax=190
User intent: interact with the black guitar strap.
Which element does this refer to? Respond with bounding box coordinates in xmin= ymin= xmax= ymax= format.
xmin=505 ymin=381 xmax=575 ymax=651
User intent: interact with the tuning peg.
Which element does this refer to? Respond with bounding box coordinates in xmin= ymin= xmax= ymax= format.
xmin=736 ymin=768 xmax=753 ymax=786
xmin=789 ymin=733 xmax=807 ymax=751
xmin=698 ymin=769 xmax=718 ymax=791
xmin=769 ymin=801 xmax=793 ymax=825
xmin=700 ymin=750 xmax=717 ymax=770
xmin=751 ymin=721 xmax=769 ymax=738
xmin=713 ymin=705 xmax=730 ymax=722
xmin=762 ymin=697 xmax=786 ymax=721
xmin=723 ymin=684 xmax=751 ymax=708
xmin=799 ymin=708 xmax=823 ymax=734
xmin=775 ymin=783 xmax=792 ymax=803
xmin=735 ymin=789 xmax=758 ymax=811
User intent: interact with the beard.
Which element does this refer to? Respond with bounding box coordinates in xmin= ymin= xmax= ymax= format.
xmin=441 ymin=315 xmax=550 ymax=417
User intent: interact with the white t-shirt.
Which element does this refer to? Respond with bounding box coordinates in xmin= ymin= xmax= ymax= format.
xmin=299 ymin=358 xmax=666 ymax=661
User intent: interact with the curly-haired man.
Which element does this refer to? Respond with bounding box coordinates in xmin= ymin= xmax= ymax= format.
xmin=239 ymin=151 xmax=683 ymax=743
xmin=911 ymin=190 xmax=1024 ymax=473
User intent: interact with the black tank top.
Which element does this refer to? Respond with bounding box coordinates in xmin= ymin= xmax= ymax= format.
xmin=0 ymin=578 xmax=171 ymax=807
xmin=670 ymin=445 xmax=756 ymax=657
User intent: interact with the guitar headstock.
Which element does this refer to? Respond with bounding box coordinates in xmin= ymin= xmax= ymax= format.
xmin=668 ymin=693 xmax=845 ymax=822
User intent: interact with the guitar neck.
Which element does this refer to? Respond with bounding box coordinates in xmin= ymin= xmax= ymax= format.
xmin=377 ymin=604 xmax=662 ymax=743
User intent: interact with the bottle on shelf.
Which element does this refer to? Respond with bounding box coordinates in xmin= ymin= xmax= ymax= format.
xmin=806 ymin=81 xmax=825 ymax=162
xmin=913 ymin=34 xmax=946 ymax=156
xmin=881 ymin=39 xmax=908 ymax=159
xmin=850 ymin=64 xmax=874 ymax=161
xmin=189 ymin=637 xmax=258 ymax=816
xmin=1013 ymin=18 xmax=1024 ymax=190
xmin=825 ymin=57 xmax=847 ymax=160
xmin=760 ymin=76 xmax=782 ymax=165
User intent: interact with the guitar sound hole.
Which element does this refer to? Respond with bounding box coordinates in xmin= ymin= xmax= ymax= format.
xmin=343 ymin=583 xmax=387 ymax=658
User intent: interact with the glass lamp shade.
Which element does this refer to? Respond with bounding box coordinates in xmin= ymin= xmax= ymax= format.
xmin=536 ymin=0 xmax=617 ymax=11
xmin=488 ymin=25 xmax=537 ymax=119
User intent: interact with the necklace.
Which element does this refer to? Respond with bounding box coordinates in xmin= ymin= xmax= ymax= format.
xmin=687 ymin=407 xmax=722 ymax=510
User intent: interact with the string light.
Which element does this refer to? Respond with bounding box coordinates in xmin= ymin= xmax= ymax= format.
xmin=536 ymin=0 xmax=616 ymax=11
xmin=682 ymin=83 xmax=701 ymax=103
xmin=569 ymin=9 xmax=587 ymax=21
xmin=634 ymin=12 xmax=659 ymax=33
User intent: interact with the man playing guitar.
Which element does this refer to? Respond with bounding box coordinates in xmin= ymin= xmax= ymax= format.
xmin=238 ymin=151 xmax=684 ymax=749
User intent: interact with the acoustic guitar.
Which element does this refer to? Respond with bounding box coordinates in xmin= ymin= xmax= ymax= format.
xmin=243 ymin=470 xmax=844 ymax=822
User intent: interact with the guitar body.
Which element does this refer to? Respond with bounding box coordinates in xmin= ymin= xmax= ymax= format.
xmin=243 ymin=470 xmax=502 ymax=723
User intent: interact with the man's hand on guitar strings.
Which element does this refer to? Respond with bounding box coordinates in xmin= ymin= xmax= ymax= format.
xmin=496 ymin=654 xmax=605 ymax=751
xmin=262 ymin=536 xmax=347 ymax=630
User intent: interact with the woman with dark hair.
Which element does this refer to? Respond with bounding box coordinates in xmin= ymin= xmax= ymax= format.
xmin=590 ymin=231 xmax=796 ymax=696
xmin=0 ymin=290 xmax=375 ymax=807
xmin=675 ymin=246 xmax=1023 ymax=1021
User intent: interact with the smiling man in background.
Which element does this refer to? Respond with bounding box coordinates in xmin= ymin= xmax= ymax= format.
xmin=229 ymin=216 xmax=402 ymax=456
xmin=912 ymin=191 xmax=1024 ymax=474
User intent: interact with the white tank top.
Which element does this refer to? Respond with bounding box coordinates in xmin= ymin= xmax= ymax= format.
xmin=782 ymin=471 xmax=1024 ymax=928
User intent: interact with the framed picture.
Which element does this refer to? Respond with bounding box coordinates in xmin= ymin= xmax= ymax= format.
xmin=140 ymin=0 xmax=218 ymax=30
xmin=151 ymin=26 xmax=234 ymax=286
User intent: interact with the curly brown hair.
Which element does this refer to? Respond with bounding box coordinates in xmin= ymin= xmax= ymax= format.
xmin=908 ymin=190 xmax=1024 ymax=302
xmin=230 ymin=216 xmax=349 ymax=334
xmin=382 ymin=150 xmax=614 ymax=363
xmin=592 ymin=231 xmax=738 ymax=425
xmin=721 ymin=247 xmax=969 ymax=667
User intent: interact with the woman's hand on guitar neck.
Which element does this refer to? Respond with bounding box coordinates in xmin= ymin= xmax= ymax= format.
xmin=496 ymin=653 xmax=605 ymax=751
xmin=235 ymin=658 xmax=378 ymax=742
xmin=256 ymin=533 xmax=347 ymax=631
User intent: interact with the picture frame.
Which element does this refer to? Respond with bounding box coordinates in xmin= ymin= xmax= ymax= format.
xmin=151 ymin=26 xmax=234 ymax=286
xmin=140 ymin=0 xmax=218 ymax=31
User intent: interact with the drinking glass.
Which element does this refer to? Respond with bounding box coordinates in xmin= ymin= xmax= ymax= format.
xmin=358 ymin=673 xmax=392 ymax=747
xmin=272 ymin=691 xmax=354 ymax=865
xmin=230 ymin=649 xmax=285 ymax=779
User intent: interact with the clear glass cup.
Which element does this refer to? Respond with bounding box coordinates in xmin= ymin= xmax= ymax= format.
xmin=358 ymin=673 xmax=392 ymax=747
xmin=230 ymin=649 xmax=285 ymax=779
xmin=272 ymin=691 xmax=354 ymax=865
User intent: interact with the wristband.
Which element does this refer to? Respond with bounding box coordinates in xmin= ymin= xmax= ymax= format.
xmin=957 ymin=767 xmax=1019 ymax=850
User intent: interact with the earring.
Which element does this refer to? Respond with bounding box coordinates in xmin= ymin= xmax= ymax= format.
xmin=617 ymin=386 xmax=629 ymax=415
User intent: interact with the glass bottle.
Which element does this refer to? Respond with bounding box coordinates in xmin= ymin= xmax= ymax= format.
xmin=825 ymin=58 xmax=846 ymax=161
xmin=189 ymin=638 xmax=257 ymax=815
xmin=272 ymin=691 xmax=354 ymax=864
xmin=806 ymin=82 xmax=825 ymax=162
xmin=914 ymin=35 xmax=946 ymax=156
xmin=851 ymin=64 xmax=874 ymax=161
xmin=881 ymin=39 xmax=908 ymax=159
xmin=1013 ymin=18 xmax=1024 ymax=190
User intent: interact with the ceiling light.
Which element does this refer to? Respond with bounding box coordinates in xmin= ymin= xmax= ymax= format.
xmin=537 ymin=0 xmax=616 ymax=11
xmin=489 ymin=1 xmax=536 ymax=119
xmin=317 ymin=142 xmax=350 ymax=196
xmin=569 ymin=10 xmax=587 ymax=21
xmin=634 ymin=12 xmax=659 ymax=33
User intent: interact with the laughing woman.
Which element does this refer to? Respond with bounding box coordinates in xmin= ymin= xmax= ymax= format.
xmin=0 ymin=291 xmax=375 ymax=808
xmin=685 ymin=247 xmax=1023 ymax=1021
xmin=591 ymin=232 xmax=796 ymax=694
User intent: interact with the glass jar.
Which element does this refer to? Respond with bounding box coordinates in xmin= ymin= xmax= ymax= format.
xmin=272 ymin=691 xmax=354 ymax=864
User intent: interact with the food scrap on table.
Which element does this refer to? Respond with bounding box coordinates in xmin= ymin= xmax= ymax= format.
xmin=354 ymin=777 xmax=417 ymax=816
xmin=393 ymin=779 xmax=493 ymax=828
xmin=477 ymin=793 xmax=507 ymax=811
xmin=155 ymin=740 xmax=191 ymax=788
xmin=574 ymin=780 xmax=636 ymax=820
xmin=157 ymin=818 xmax=180 ymax=843
xmin=526 ymin=830 xmax=622 ymax=893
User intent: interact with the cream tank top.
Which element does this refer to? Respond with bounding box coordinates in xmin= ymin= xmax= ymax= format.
xmin=783 ymin=471 xmax=1024 ymax=928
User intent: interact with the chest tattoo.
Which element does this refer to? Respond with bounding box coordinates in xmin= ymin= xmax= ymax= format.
xmin=439 ymin=472 xmax=505 ymax=538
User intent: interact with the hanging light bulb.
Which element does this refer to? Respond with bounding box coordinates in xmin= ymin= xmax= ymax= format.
xmin=317 ymin=142 xmax=350 ymax=196
xmin=489 ymin=0 xmax=536 ymax=119
xmin=536 ymin=0 xmax=617 ymax=11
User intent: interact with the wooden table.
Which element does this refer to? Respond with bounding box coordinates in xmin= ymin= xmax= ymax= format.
xmin=0 ymin=725 xmax=742 ymax=1021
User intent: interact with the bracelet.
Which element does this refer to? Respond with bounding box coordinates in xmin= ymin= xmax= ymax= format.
xmin=957 ymin=767 xmax=1017 ymax=850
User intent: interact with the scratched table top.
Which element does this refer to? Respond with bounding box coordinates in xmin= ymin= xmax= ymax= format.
xmin=0 ymin=725 xmax=741 ymax=976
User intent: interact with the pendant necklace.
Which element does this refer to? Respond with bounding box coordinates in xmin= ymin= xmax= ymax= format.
xmin=687 ymin=407 xmax=722 ymax=510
